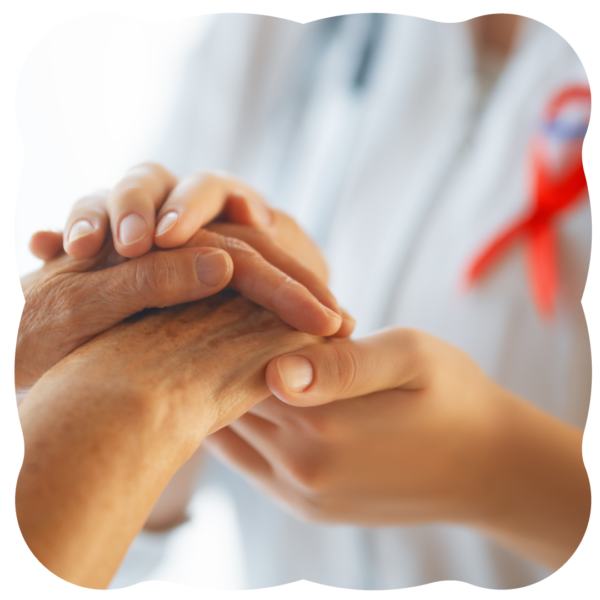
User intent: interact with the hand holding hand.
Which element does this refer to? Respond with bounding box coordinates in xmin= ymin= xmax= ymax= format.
xmin=20 ymin=170 xmax=350 ymax=394
xmin=55 ymin=163 xmax=352 ymax=334
xmin=18 ymin=216 xmax=233 ymax=395
xmin=206 ymin=329 xmax=495 ymax=525
xmin=205 ymin=328 xmax=590 ymax=570
xmin=59 ymin=164 xmax=330 ymax=278
xmin=17 ymin=292 xmax=323 ymax=588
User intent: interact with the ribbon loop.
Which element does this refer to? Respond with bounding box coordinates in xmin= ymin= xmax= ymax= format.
xmin=466 ymin=84 xmax=590 ymax=318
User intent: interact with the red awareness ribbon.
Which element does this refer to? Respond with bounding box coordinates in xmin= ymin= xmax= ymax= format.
xmin=465 ymin=84 xmax=591 ymax=317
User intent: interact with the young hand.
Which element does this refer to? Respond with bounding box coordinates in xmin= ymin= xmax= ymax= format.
xmin=205 ymin=328 xmax=590 ymax=570
xmin=205 ymin=329 xmax=493 ymax=524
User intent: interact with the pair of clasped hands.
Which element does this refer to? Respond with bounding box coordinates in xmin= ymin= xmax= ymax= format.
xmin=16 ymin=164 xmax=588 ymax=589
xmin=15 ymin=159 xmax=496 ymax=524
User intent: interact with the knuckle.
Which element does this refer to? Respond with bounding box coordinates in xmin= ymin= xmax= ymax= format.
xmin=192 ymin=170 xmax=221 ymax=189
xmin=328 ymin=343 xmax=358 ymax=396
xmin=297 ymin=410 xmax=339 ymax=441
xmin=393 ymin=327 xmax=423 ymax=361
xmin=72 ymin=189 xmax=109 ymax=211
xmin=283 ymin=453 xmax=328 ymax=493
xmin=393 ymin=326 xmax=417 ymax=348
xmin=128 ymin=161 xmax=164 ymax=177
xmin=115 ymin=185 xmax=152 ymax=208
xmin=224 ymin=235 xmax=252 ymax=253
xmin=389 ymin=327 xmax=427 ymax=383
xmin=133 ymin=253 xmax=177 ymax=305
xmin=222 ymin=235 xmax=263 ymax=263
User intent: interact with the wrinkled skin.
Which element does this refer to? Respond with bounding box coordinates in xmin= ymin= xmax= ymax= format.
xmin=17 ymin=238 xmax=128 ymax=394
xmin=17 ymin=224 xmax=341 ymax=397
xmin=17 ymin=291 xmax=323 ymax=588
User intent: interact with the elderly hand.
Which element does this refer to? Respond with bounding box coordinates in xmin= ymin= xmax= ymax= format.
xmin=204 ymin=328 xmax=590 ymax=571
xmin=17 ymin=292 xmax=323 ymax=588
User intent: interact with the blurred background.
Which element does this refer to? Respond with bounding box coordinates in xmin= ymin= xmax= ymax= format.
xmin=15 ymin=15 xmax=212 ymax=277
xmin=14 ymin=13 xmax=600 ymax=278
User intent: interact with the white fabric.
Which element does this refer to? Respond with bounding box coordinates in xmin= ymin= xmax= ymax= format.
xmin=111 ymin=14 xmax=591 ymax=590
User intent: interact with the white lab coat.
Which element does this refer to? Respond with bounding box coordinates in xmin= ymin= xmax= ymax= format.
xmin=111 ymin=14 xmax=591 ymax=590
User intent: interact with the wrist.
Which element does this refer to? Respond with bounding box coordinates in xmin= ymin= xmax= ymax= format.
xmin=27 ymin=348 xmax=211 ymax=465
xmin=463 ymin=384 xmax=590 ymax=569
xmin=17 ymin=361 xmax=200 ymax=588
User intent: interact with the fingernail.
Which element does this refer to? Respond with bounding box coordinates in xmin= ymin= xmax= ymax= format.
xmin=277 ymin=356 xmax=314 ymax=392
xmin=195 ymin=250 xmax=230 ymax=286
xmin=119 ymin=213 xmax=147 ymax=245
xmin=155 ymin=211 xmax=178 ymax=236
xmin=68 ymin=219 xmax=94 ymax=243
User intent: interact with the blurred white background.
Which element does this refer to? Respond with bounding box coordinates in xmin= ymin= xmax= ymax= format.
xmin=14 ymin=13 xmax=600 ymax=278
xmin=8 ymin=6 xmax=600 ymax=596
xmin=15 ymin=14 xmax=213 ymax=276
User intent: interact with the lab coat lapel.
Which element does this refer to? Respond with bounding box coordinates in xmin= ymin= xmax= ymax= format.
xmin=163 ymin=15 xmax=313 ymax=176
xmin=326 ymin=17 xmax=477 ymax=335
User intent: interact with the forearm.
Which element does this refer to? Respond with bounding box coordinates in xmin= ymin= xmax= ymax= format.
xmin=144 ymin=447 xmax=205 ymax=532
xmin=16 ymin=294 xmax=322 ymax=588
xmin=17 ymin=363 xmax=205 ymax=589
xmin=474 ymin=387 xmax=590 ymax=570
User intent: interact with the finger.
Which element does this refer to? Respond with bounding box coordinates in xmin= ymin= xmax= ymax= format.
xmin=29 ymin=231 xmax=64 ymax=261
xmin=154 ymin=172 xmax=272 ymax=248
xmin=203 ymin=427 xmax=273 ymax=480
xmin=63 ymin=190 xmax=110 ymax=258
xmin=205 ymin=222 xmax=352 ymax=334
xmin=78 ymin=246 xmax=233 ymax=325
xmin=217 ymin=205 xmax=329 ymax=283
xmin=263 ymin=210 xmax=329 ymax=282
xmin=229 ymin=413 xmax=289 ymax=475
xmin=247 ymin=395 xmax=306 ymax=427
xmin=265 ymin=328 xmax=429 ymax=406
xmin=228 ymin=412 xmax=280 ymax=457
xmin=108 ymin=163 xmax=177 ymax=258
xmin=183 ymin=229 xmax=342 ymax=336
xmin=331 ymin=308 xmax=356 ymax=339
xmin=228 ymin=414 xmax=332 ymax=495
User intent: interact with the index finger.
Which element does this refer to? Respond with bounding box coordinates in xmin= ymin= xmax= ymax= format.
xmin=108 ymin=163 xmax=178 ymax=258
xmin=153 ymin=172 xmax=272 ymax=248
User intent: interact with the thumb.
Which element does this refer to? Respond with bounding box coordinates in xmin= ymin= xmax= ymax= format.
xmin=81 ymin=246 xmax=233 ymax=323
xmin=265 ymin=328 xmax=428 ymax=406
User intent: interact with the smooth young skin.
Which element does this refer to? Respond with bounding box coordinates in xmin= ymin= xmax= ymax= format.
xmin=207 ymin=330 xmax=590 ymax=571
xmin=17 ymin=293 xmax=322 ymax=589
